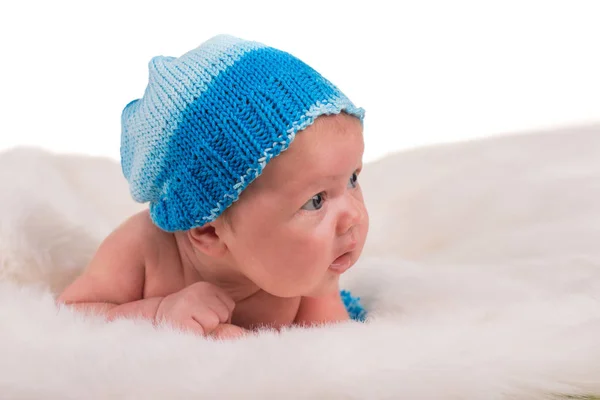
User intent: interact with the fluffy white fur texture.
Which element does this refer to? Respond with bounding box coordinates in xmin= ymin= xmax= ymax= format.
xmin=1 ymin=124 xmax=600 ymax=399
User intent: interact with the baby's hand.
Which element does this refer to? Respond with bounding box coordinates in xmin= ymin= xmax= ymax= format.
xmin=155 ymin=282 xmax=235 ymax=336
xmin=209 ymin=323 xmax=248 ymax=340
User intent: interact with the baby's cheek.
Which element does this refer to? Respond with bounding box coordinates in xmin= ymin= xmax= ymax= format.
xmin=287 ymin=237 xmax=329 ymax=275
xmin=251 ymin=226 xmax=333 ymax=294
xmin=362 ymin=206 xmax=370 ymax=236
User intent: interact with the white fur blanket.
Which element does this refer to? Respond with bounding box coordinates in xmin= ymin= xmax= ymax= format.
xmin=1 ymin=124 xmax=600 ymax=399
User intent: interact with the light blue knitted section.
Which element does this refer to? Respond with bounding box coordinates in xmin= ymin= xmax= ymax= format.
xmin=122 ymin=36 xmax=266 ymax=203
xmin=121 ymin=35 xmax=365 ymax=231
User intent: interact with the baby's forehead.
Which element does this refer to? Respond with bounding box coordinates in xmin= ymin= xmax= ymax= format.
xmin=252 ymin=115 xmax=364 ymax=193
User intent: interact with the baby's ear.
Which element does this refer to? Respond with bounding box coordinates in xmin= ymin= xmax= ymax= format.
xmin=187 ymin=223 xmax=228 ymax=257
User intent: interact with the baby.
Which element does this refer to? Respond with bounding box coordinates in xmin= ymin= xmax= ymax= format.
xmin=57 ymin=35 xmax=369 ymax=339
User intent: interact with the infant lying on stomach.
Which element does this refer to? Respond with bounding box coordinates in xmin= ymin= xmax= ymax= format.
xmin=58 ymin=34 xmax=369 ymax=339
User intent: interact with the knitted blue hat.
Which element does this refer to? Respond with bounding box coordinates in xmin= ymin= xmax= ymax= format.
xmin=121 ymin=34 xmax=365 ymax=232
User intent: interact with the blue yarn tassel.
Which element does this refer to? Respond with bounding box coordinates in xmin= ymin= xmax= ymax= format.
xmin=340 ymin=290 xmax=367 ymax=322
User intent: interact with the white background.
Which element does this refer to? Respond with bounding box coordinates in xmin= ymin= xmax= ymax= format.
xmin=0 ymin=0 xmax=598 ymax=163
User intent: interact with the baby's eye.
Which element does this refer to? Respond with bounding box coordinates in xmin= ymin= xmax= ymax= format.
xmin=347 ymin=172 xmax=359 ymax=189
xmin=301 ymin=193 xmax=324 ymax=211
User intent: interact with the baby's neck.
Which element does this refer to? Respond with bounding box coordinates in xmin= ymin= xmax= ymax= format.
xmin=172 ymin=231 xmax=260 ymax=302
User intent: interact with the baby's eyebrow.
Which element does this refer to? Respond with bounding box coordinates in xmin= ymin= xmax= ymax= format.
xmin=274 ymin=160 xmax=362 ymax=195
xmin=293 ymin=170 xmax=357 ymax=193
xmin=322 ymin=173 xmax=349 ymax=182
xmin=320 ymin=166 xmax=362 ymax=181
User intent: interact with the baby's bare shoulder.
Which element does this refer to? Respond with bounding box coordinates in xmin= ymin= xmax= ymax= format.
xmin=114 ymin=209 xmax=172 ymax=255
xmin=118 ymin=209 xmax=157 ymax=236
xmin=124 ymin=210 xmax=186 ymax=297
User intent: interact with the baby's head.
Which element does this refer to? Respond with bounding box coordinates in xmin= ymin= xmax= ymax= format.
xmin=121 ymin=35 xmax=368 ymax=297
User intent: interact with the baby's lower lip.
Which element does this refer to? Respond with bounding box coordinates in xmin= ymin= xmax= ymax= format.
xmin=329 ymin=252 xmax=353 ymax=274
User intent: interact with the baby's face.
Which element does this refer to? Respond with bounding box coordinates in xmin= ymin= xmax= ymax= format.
xmin=216 ymin=113 xmax=369 ymax=298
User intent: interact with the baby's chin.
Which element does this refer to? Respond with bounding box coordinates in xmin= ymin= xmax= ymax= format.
xmin=302 ymin=272 xmax=341 ymax=298
xmin=257 ymin=263 xmax=345 ymax=298
xmin=262 ymin=274 xmax=339 ymax=299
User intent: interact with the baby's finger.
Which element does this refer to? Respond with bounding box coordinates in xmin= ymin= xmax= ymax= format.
xmin=210 ymin=323 xmax=248 ymax=340
xmin=204 ymin=297 xmax=232 ymax=323
xmin=175 ymin=318 xmax=206 ymax=336
xmin=192 ymin=311 xmax=221 ymax=334
xmin=213 ymin=289 xmax=236 ymax=315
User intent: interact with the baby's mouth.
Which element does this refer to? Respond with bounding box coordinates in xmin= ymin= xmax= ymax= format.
xmin=329 ymin=251 xmax=354 ymax=274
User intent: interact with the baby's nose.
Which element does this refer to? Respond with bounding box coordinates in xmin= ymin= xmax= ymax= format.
xmin=336 ymin=196 xmax=364 ymax=236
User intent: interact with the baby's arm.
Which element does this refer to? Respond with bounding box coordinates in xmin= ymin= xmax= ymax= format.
xmin=58 ymin=213 xmax=237 ymax=336
xmin=294 ymin=288 xmax=349 ymax=326
xmin=57 ymin=213 xmax=161 ymax=321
